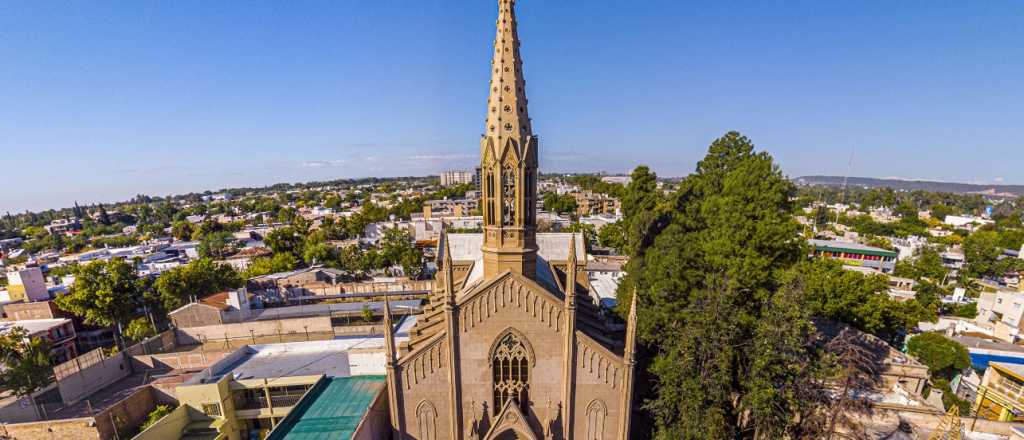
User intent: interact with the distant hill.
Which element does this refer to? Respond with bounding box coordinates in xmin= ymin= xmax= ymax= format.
xmin=795 ymin=176 xmax=1024 ymax=197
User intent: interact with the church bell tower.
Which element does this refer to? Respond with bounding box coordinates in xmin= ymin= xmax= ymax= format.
xmin=480 ymin=0 xmax=538 ymax=280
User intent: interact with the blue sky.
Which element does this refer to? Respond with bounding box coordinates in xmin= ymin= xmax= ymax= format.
xmin=1 ymin=0 xmax=1022 ymax=213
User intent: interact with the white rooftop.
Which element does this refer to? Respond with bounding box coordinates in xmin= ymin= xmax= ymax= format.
xmin=0 ymin=318 xmax=70 ymax=335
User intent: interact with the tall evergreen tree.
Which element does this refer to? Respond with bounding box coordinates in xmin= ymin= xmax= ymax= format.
xmin=621 ymin=132 xmax=816 ymax=439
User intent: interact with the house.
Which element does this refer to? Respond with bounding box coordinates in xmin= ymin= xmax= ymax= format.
xmin=975 ymin=362 xmax=1024 ymax=421
xmin=5 ymin=266 xmax=49 ymax=302
xmin=168 ymin=289 xmax=253 ymax=328
xmin=220 ymin=247 xmax=273 ymax=271
xmin=0 ymin=318 xmax=77 ymax=363
xmin=44 ymin=218 xmax=81 ymax=235
xmin=809 ymin=239 xmax=899 ymax=273
xmin=946 ymin=215 xmax=995 ymax=230
xmin=975 ymin=290 xmax=1024 ymax=342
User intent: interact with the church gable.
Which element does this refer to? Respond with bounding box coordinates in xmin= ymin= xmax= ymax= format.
xmin=457 ymin=270 xmax=566 ymax=335
xmin=483 ymin=399 xmax=541 ymax=440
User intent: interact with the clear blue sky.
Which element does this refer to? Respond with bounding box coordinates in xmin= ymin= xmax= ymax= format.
xmin=2 ymin=0 xmax=1022 ymax=213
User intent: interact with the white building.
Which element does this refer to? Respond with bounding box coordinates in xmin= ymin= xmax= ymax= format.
xmin=976 ymin=290 xmax=1024 ymax=342
xmin=945 ymin=215 xmax=994 ymax=229
xmin=5 ymin=267 xmax=49 ymax=302
xmin=440 ymin=170 xmax=474 ymax=187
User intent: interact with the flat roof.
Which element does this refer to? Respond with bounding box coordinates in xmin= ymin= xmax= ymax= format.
xmin=210 ymin=340 xmax=369 ymax=381
xmin=268 ymin=376 xmax=385 ymax=440
xmin=0 ymin=318 xmax=70 ymax=335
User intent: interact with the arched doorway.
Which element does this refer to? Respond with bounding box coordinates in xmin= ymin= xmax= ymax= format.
xmin=494 ymin=429 xmax=529 ymax=440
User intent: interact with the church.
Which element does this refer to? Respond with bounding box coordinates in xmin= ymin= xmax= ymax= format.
xmin=381 ymin=0 xmax=638 ymax=439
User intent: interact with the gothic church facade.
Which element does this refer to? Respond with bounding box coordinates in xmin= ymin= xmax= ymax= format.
xmin=382 ymin=1 xmax=637 ymax=439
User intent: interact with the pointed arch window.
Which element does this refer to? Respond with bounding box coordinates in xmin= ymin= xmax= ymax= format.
xmin=492 ymin=331 xmax=530 ymax=414
xmin=502 ymin=164 xmax=517 ymax=226
xmin=485 ymin=167 xmax=496 ymax=226
xmin=416 ymin=401 xmax=438 ymax=440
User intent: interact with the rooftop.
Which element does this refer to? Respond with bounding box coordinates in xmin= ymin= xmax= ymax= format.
xmin=809 ymin=239 xmax=899 ymax=257
xmin=267 ymin=376 xmax=385 ymax=440
xmin=0 ymin=318 xmax=70 ymax=335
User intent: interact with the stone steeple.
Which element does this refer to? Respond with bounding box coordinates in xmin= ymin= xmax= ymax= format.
xmin=480 ymin=0 xmax=539 ymax=280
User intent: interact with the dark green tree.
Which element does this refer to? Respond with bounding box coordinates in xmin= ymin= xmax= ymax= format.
xmin=56 ymin=258 xmax=147 ymax=346
xmin=154 ymin=258 xmax=242 ymax=311
xmin=621 ymin=132 xmax=815 ymax=439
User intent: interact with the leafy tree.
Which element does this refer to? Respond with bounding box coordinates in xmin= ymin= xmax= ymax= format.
xmin=793 ymin=259 xmax=934 ymax=341
xmin=906 ymin=332 xmax=970 ymax=379
xmin=198 ymin=231 xmax=235 ymax=259
xmin=140 ymin=405 xmax=174 ymax=431
xmin=894 ymin=246 xmax=948 ymax=282
xmin=303 ymin=241 xmax=337 ymax=266
xmin=621 ymin=132 xmax=817 ymax=439
xmin=243 ymin=253 xmax=300 ymax=278
xmin=380 ymin=227 xmax=423 ymax=278
xmin=542 ymin=192 xmax=578 ymax=215
xmin=170 ymin=221 xmax=196 ymax=241
xmin=963 ymin=230 xmax=1006 ymax=279
xmin=265 ymin=226 xmax=303 ymax=257
xmin=361 ymin=304 xmax=374 ymax=323
xmin=596 ymin=221 xmax=626 ymax=253
xmin=155 ymin=258 xmax=242 ymax=311
xmin=620 ymin=165 xmax=665 ymax=256
xmin=124 ymin=317 xmax=157 ymax=342
xmin=56 ymin=259 xmax=147 ymax=346
xmin=0 ymin=327 xmax=54 ymax=414
xmin=97 ymin=204 xmax=112 ymax=226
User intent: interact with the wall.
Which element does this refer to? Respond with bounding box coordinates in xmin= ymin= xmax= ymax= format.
xmin=175 ymin=316 xmax=333 ymax=344
xmin=94 ymin=386 xmax=158 ymax=440
xmin=2 ymin=301 xmax=63 ymax=320
xmin=56 ymin=350 xmax=131 ymax=404
xmin=132 ymin=404 xmax=191 ymax=440
xmin=169 ymin=303 xmax=225 ymax=328
xmin=131 ymin=349 xmax=232 ymax=372
xmin=1 ymin=417 xmax=102 ymax=440
xmin=352 ymin=388 xmax=390 ymax=440
xmin=125 ymin=330 xmax=177 ymax=356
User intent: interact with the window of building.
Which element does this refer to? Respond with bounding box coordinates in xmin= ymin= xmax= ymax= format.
xmin=502 ymin=165 xmax=516 ymax=226
xmin=202 ymin=403 xmax=222 ymax=417
xmin=492 ymin=332 xmax=530 ymax=414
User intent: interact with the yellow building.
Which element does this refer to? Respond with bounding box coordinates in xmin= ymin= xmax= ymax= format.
xmin=136 ymin=336 xmax=397 ymax=440
xmin=976 ymin=362 xmax=1024 ymax=421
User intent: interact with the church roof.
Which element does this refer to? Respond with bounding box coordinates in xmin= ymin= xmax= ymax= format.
xmin=442 ymin=232 xmax=586 ymax=295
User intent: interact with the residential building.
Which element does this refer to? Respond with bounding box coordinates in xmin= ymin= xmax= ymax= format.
xmin=946 ymin=214 xmax=995 ymax=229
xmin=809 ymin=239 xmax=899 ymax=273
xmin=600 ymin=175 xmax=631 ymax=186
xmin=423 ymin=197 xmax=479 ymax=219
xmin=5 ymin=266 xmax=49 ymax=302
xmin=572 ymin=190 xmax=621 ymax=216
xmin=440 ymin=170 xmax=474 ymax=187
xmin=0 ymin=318 xmax=77 ymax=363
xmin=976 ymin=362 xmax=1024 ymax=421
xmin=43 ymin=218 xmax=81 ymax=235
xmin=976 ymin=290 xmax=1024 ymax=342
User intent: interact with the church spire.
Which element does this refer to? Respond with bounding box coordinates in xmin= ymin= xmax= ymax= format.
xmin=618 ymin=288 xmax=640 ymax=440
xmin=480 ymin=0 xmax=539 ymax=279
xmin=562 ymin=233 xmax=578 ymax=439
xmin=381 ymin=294 xmax=406 ymax=438
xmin=441 ymin=229 xmax=463 ymax=439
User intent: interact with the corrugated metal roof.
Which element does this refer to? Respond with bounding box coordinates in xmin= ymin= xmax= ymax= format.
xmin=268 ymin=376 xmax=385 ymax=440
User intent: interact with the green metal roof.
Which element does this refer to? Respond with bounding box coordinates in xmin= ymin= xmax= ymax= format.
xmin=809 ymin=240 xmax=898 ymax=258
xmin=267 ymin=376 xmax=386 ymax=440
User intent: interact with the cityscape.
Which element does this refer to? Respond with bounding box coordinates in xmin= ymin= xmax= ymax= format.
xmin=2 ymin=1 xmax=1023 ymax=440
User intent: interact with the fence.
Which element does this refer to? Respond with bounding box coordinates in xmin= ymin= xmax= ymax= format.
xmin=52 ymin=348 xmax=109 ymax=381
xmin=125 ymin=330 xmax=178 ymax=356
